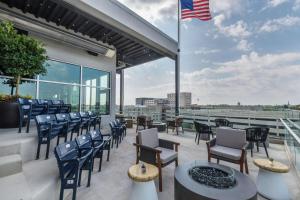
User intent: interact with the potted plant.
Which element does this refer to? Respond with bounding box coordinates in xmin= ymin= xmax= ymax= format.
xmin=0 ymin=21 xmax=47 ymax=128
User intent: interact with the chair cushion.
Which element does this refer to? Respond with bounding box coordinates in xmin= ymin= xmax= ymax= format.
xmin=138 ymin=128 xmax=159 ymax=148
xmin=156 ymin=147 xmax=178 ymax=164
xmin=216 ymin=127 xmax=246 ymax=149
xmin=210 ymin=145 xmax=242 ymax=161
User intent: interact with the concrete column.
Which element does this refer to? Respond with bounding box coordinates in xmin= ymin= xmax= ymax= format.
xmin=119 ymin=69 xmax=124 ymax=114
xmin=175 ymin=55 xmax=180 ymax=116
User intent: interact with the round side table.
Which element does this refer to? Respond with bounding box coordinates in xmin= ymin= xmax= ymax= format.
xmin=254 ymin=159 xmax=290 ymax=200
xmin=128 ymin=163 xmax=159 ymax=200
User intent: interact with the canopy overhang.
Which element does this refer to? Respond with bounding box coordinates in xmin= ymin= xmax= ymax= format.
xmin=0 ymin=0 xmax=178 ymax=68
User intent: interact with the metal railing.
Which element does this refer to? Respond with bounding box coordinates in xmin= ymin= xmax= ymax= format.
xmin=281 ymin=118 xmax=300 ymax=174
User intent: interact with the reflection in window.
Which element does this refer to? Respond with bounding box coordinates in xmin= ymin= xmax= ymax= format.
xmin=0 ymin=77 xmax=36 ymax=97
xmin=83 ymin=67 xmax=110 ymax=88
xmin=40 ymin=60 xmax=80 ymax=84
xmin=39 ymin=82 xmax=79 ymax=111
xmin=100 ymin=89 xmax=110 ymax=115
xmin=81 ymin=87 xmax=110 ymax=114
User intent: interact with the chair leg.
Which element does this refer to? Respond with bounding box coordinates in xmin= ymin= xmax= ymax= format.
xmin=195 ymin=133 xmax=197 ymax=143
xmin=72 ymin=188 xmax=76 ymax=200
xmin=26 ymin=119 xmax=31 ymax=133
xmin=99 ymin=151 xmax=103 ymax=172
xmin=59 ymin=187 xmax=64 ymax=200
xmin=263 ymin=142 xmax=269 ymax=158
xmin=245 ymin=158 xmax=249 ymax=174
xmin=57 ymin=136 xmax=60 ymax=146
xmin=256 ymin=142 xmax=259 ymax=152
xmin=36 ymin=142 xmax=41 ymax=160
xmin=240 ymin=161 xmax=244 ymax=173
xmin=46 ymin=140 xmax=50 ymax=159
xmin=107 ymin=145 xmax=110 ymax=161
xmin=175 ymin=158 xmax=178 ymax=167
xmin=78 ymin=170 xmax=82 ymax=186
xmin=251 ymin=142 xmax=253 ymax=157
xmin=158 ymin=167 xmax=162 ymax=192
xmin=176 ymin=127 xmax=179 ymax=135
xmin=87 ymin=165 xmax=92 ymax=187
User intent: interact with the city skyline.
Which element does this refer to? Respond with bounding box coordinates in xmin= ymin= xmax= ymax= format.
xmin=116 ymin=0 xmax=300 ymax=106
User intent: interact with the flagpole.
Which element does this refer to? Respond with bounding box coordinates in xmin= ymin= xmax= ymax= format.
xmin=175 ymin=0 xmax=181 ymax=116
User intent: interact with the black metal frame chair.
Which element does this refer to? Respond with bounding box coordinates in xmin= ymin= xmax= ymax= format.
xmin=109 ymin=122 xmax=122 ymax=148
xmin=136 ymin=115 xmax=147 ymax=132
xmin=54 ymin=141 xmax=80 ymax=200
xmin=89 ymin=129 xmax=112 ymax=162
xmin=75 ymin=135 xmax=93 ymax=187
xmin=84 ymin=132 xmax=104 ymax=172
xmin=214 ymin=118 xmax=233 ymax=128
xmin=56 ymin=113 xmax=80 ymax=141
xmin=57 ymin=100 xmax=71 ymax=113
xmin=79 ymin=112 xmax=91 ymax=134
xmin=87 ymin=111 xmax=97 ymax=130
xmin=18 ymin=98 xmax=47 ymax=133
xmin=166 ymin=117 xmax=184 ymax=135
xmin=47 ymin=100 xmax=60 ymax=114
xmin=245 ymin=127 xmax=269 ymax=158
xmin=115 ymin=119 xmax=127 ymax=137
xmin=194 ymin=121 xmax=213 ymax=145
xmin=35 ymin=114 xmax=66 ymax=159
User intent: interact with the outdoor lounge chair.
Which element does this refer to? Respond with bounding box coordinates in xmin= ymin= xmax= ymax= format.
xmin=166 ymin=117 xmax=184 ymax=135
xmin=35 ymin=114 xmax=66 ymax=159
xmin=246 ymin=127 xmax=269 ymax=158
xmin=194 ymin=121 xmax=213 ymax=145
xmin=134 ymin=128 xmax=180 ymax=192
xmin=89 ymin=129 xmax=112 ymax=162
xmin=206 ymin=127 xmax=249 ymax=173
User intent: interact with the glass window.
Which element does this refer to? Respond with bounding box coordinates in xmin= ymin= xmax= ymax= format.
xmin=0 ymin=77 xmax=36 ymax=97
xmin=82 ymin=67 xmax=110 ymax=88
xmin=81 ymin=87 xmax=110 ymax=114
xmin=40 ymin=60 xmax=80 ymax=84
xmin=39 ymin=82 xmax=80 ymax=111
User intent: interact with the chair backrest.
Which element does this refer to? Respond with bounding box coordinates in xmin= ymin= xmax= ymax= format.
xmin=35 ymin=114 xmax=57 ymax=125
xmin=37 ymin=99 xmax=50 ymax=105
xmin=216 ymin=127 xmax=246 ymax=149
xmin=138 ymin=128 xmax=159 ymax=148
xmin=76 ymin=134 xmax=92 ymax=149
xmin=176 ymin=117 xmax=183 ymax=126
xmin=51 ymin=100 xmax=63 ymax=105
xmin=18 ymin=98 xmax=32 ymax=112
xmin=137 ymin=116 xmax=147 ymax=126
xmin=69 ymin=112 xmax=81 ymax=121
xmin=80 ymin=112 xmax=89 ymax=119
xmin=54 ymin=141 xmax=79 ymax=180
xmin=194 ymin=121 xmax=209 ymax=133
xmin=89 ymin=129 xmax=102 ymax=141
xmin=56 ymin=113 xmax=70 ymax=122
xmin=215 ymin=118 xmax=231 ymax=127
xmin=246 ymin=127 xmax=269 ymax=142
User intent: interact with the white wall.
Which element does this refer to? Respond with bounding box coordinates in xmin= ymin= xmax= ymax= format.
xmin=31 ymin=35 xmax=117 ymax=126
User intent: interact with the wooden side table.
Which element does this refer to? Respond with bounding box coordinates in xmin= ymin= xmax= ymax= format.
xmin=253 ymin=159 xmax=290 ymax=200
xmin=128 ymin=163 xmax=159 ymax=200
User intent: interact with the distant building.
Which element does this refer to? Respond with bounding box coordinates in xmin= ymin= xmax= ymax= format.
xmin=144 ymin=99 xmax=156 ymax=106
xmin=167 ymin=92 xmax=192 ymax=107
xmin=135 ymin=97 xmax=154 ymax=105
xmin=154 ymin=98 xmax=169 ymax=106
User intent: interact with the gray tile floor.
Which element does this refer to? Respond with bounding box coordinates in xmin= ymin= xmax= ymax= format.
xmin=68 ymin=127 xmax=300 ymax=200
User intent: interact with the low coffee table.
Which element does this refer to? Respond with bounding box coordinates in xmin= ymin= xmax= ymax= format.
xmin=128 ymin=163 xmax=159 ymax=200
xmin=150 ymin=122 xmax=166 ymax=132
xmin=174 ymin=160 xmax=257 ymax=200
xmin=253 ymin=159 xmax=290 ymax=200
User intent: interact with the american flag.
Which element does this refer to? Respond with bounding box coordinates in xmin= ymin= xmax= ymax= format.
xmin=181 ymin=0 xmax=212 ymax=21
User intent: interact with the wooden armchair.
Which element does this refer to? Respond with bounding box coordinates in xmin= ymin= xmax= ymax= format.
xmin=166 ymin=117 xmax=184 ymax=135
xmin=206 ymin=127 xmax=249 ymax=174
xmin=134 ymin=128 xmax=180 ymax=192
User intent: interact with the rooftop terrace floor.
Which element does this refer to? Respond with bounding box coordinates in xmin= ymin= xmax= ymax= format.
xmin=67 ymin=127 xmax=300 ymax=200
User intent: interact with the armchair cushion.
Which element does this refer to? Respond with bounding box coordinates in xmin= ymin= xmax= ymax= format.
xmin=210 ymin=145 xmax=242 ymax=161
xmin=216 ymin=127 xmax=246 ymax=149
xmin=138 ymin=128 xmax=159 ymax=148
xmin=156 ymin=147 xmax=178 ymax=164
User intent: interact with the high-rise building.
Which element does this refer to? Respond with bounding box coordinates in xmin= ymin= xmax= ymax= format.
xmin=135 ymin=97 xmax=154 ymax=105
xmin=167 ymin=92 xmax=192 ymax=107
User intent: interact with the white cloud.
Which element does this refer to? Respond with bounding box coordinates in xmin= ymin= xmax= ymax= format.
xmin=266 ymin=0 xmax=289 ymax=8
xmin=214 ymin=14 xmax=251 ymax=38
xmin=210 ymin=0 xmax=243 ymax=17
xmin=259 ymin=15 xmax=300 ymax=32
xmin=194 ymin=48 xmax=220 ymax=55
xmin=293 ymin=0 xmax=300 ymax=10
xmin=180 ymin=51 xmax=300 ymax=104
xmin=237 ymin=39 xmax=253 ymax=51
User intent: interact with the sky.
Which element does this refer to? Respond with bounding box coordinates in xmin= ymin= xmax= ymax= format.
xmin=116 ymin=0 xmax=300 ymax=106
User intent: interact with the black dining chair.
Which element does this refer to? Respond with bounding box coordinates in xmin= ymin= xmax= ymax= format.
xmin=246 ymin=127 xmax=269 ymax=158
xmin=89 ymin=129 xmax=112 ymax=162
xmin=56 ymin=113 xmax=80 ymax=141
xmin=214 ymin=118 xmax=233 ymax=128
xmin=194 ymin=121 xmax=213 ymax=145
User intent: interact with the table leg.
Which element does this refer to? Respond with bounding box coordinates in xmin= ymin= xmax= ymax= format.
xmin=129 ymin=180 xmax=158 ymax=200
xmin=256 ymin=168 xmax=290 ymax=200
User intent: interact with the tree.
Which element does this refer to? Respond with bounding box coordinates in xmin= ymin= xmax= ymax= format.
xmin=0 ymin=21 xmax=47 ymax=95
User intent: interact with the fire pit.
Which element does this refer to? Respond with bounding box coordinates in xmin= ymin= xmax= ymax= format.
xmin=188 ymin=166 xmax=236 ymax=189
xmin=175 ymin=161 xmax=257 ymax=200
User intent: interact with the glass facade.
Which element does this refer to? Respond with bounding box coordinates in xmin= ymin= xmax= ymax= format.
xmin=0 ymin=59 xmax=111 ymax=114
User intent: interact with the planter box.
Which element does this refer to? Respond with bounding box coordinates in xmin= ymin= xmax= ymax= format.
xmin=0 ymin=102 xmax=20 ymax=128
